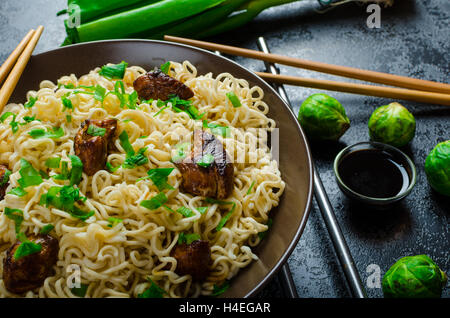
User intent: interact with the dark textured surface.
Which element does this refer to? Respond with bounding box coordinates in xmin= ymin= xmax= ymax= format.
xmin=0 ymin=0 xmax=448 ymax=298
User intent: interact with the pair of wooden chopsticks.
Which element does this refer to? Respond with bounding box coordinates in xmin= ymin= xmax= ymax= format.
xmin=164 ymin=35 xmax=450 ymax=106
xmin=0 ymin=26 xmax=44 ymax=112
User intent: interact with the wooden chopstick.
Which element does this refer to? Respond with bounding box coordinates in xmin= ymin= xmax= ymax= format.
xmin=164 ymin=35 xmax=450 ymax=95
xmin=0 ymin=26 xmax=44 ymax=112
xmin=0 ymin=30 xmax=35 ymax=86
xmin=256 ymin=72 xmax=450 ymax=106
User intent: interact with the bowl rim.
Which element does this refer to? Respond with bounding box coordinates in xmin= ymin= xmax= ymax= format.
xmin=333 ymin=141 xmax=417 ymax=203
xmin=29 ymin=39 xmax=315 ymax=297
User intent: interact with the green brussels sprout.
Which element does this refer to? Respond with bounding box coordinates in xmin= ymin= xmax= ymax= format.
xmin=297 ymin=93 xmax=350 ymax=141
xmin=425 ymin=140 xmax=450 ymax=196
xmin=382 ymin=255 xmax=448 ymax=298
xmin=368 ymin=102 xmax=416 ymax=147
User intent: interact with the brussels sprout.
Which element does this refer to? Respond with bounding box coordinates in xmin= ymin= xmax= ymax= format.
xmin=425 ymin=140 xmax=450 ymax=196
xmin=297 ymin=93 xmax=350 ymax=141
xmin=382 ymin=255 xmax=448 ymax=298
xmin=368 ymin=102 xmax=415 ymax=147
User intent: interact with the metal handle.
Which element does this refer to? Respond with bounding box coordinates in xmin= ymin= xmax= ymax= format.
xmin=257 ymin=36 xmax=367 ymax=298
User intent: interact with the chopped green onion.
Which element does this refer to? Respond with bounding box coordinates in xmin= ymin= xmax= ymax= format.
xmin=20 ymin=115 xmax=37 ymax=125
xmin=40 ymin=224 xmax=54 ymax=235
xmin=107 ymin=217 xmax=123 ymax=228
xmin=203 ymin=120 xmax=229 ymax=137
xmin=211 ymin=281 xmax=230 ymax=297
xmin=39 ymin=170 xmax=50 ymax=179
xmin=61 ymin=94 xmax=73 ymax=111
xmin=93 ymin=84 xmax=107 ymax=102
xmin=28 ymin=127 xmax=64 ymax=139
xmin=17 ymin=159 xmax=43 ymax=188
xmin=176 ymin=206 xmax=194 ymax=218
xmin=8 ymin=187 xmax=28 ymax=197
xmin=71 ymin=284 xmax=89 ymax=297
xmin=52 ymin=161 xmax=70 ymax=180
xmin=226 ymin=92 xmax=241 ymax=108
xmin=197 ymin=207 xmax=208 ymax=214
xmin=171 ymin=142 xmax=190 ymax=163
xmin=146 ymin=168 xmax=174 ymax=191
xmin=140 ymin=192 xmax=168 ymax=210
xmin=0 ymin=112 xmax=19 ymax=133
xmin=14 ymin=238 xmax=42 ymax=260
xmin=123 ymin=147 xmax=148 ymax=169
xmin=258 ymin=218 xmax=273 ymax=240
xmin=246 ymin=181 xmax=256 ymax=195
xmin=24 ymin=96 xmax=37 ymax=108
xmin=69 ymin=155 xmax=83 ymax=186
xmin=197 ymin=154 xmax=215 ymax=168
xmin=153 ymin=105 xmax=170 ymax=117
xmin=160 ymin=61 xmax=170 ymax=74
xmin=178 ymin=232 xmax=201 ymax=245
xmin=66 ymin=115 xmax=72 ymax=123
xmin=118 ymin=130 xmax=135 ymax=156
xmin=99 ymin=61 xmax=128 ymax=80
xmin=87 ymin=124 xmax=106 ymax=136
xmin=106 ymin=162 xmax=120 ymax=173
xmin=0 ymin=169 xmax=11 ymax=186
xmin=4 ymin=207 xmax=24 ymax=234
xmin=45 ymin=157 xmax=61 ymax=168
xmin=205 ymin=198 xmax=236 ymax=232
xmin=137 ymin=278 xmax=166 ymax=298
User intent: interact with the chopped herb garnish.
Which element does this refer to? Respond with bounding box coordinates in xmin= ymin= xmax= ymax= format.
xmin=66 ymin=115 xmax=72 ymax=123
xmin=17 ymin=159 xmax=43 ymax=189
xmin=166 ymin=95 xmax=204 ymax=120
xmin=153 ymin=105 xmax=170 ymax=117
xmin=123 ymin=147 xmax=148 ymax=169
xmin=40 ymin=224 xmax=54 ymax=235
xmin=99 ymin=61 xmax=128 ymax=80
xmin=4 ymin=207 xmax=24 ymax=233
xmin=87 ymin=124 xmax=106 ymax=137
xmin=45 ymin=157 xmax=61 ymax=168
xmin=205 ymin=198 xmax=236 ymax=232
xmin=28 ymin=127 xmax=64 ymax=139
xmin=211 ymin=281 xmax=230 ymax=297
xmin=197 ymin=154 xmax=215 ymax=168
xmin=137 ymin=278 xmax=166 ymax=298
xmin=71 ymin=283 xmax=89 ymax=297
xmin=176 ymin=206 xmax=194 ymax=218
xmin=178 ymin=232 xmax=201 ymax=245
xmin=107 ymin=217 xmax=123 ymax=228
xmin=8 ymin=187 xmax=28 ymax=197
xmin=0 ymin=112 xmax=19 ymax=133
xmin=145 ymin=168 xmax=174 ymax=191
xmin=39 ymin=170 xmax=50 ymax=179
xmin=63 ymin=83 xmax=76 ymax=89
xmin=0 ymin=168 xmax=11 ymax=186
xmin=258 ymin=218 xmax=273 ymax=240
xmin=24 ymin=96 xmax=37 ymax=108
xmin=203 ymin=120 xmax=229 ymax=137
xmin=171 ymin=142 xmax=190 ymax=163
xmin=41 ymin=185 xmax=94 ymax=221
xmin=160 ymin=61 xmax=170 ymax=74
xmin=118 ymin=130 xmax=135 ymax=156
xmin=106 ymin=162 xmax=120 ymax=173
xmin=61 ymin=94 xmax=73 ymax=111
xmin=14 ymin=235 xmax=42 ymax=260
xmin=52 ymin=160 xmax=70 ymax=180
xmin=140 ymin=192 xmax=168 ymax=210
xmin=69 ymin=155 xmax=83 ymax=186
xmin=246 ymin=181 xmax=256 ymax=195
xmin=93 ymin=84 xmax=106 ymax=102
xmin=197 ymin=207 xmax=208 ymax=214
xmin=21 ymin=115 xmax=37 ymax=125
xmin=226 ymin=92 xmax=241 ymax=108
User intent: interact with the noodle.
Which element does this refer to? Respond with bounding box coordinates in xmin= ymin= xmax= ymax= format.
xmin=0 ymin=61 xmax=285 ymax=298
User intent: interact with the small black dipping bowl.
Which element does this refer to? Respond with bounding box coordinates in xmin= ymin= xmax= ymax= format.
xmin=333 ymin=141 xmax=416 ymax=207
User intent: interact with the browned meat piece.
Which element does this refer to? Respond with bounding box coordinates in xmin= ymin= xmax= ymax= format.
xmin=133 ymin=69 xmax=194 ymax=101
xmin=74 ymin=118 xmax=117 ymax=176
xmin=3 ymin=234 xmax=59 ymax=294
xmin=171 ymin=240 xmax=211 ymax=281
xmin=0 ymin=165 xmax=10 ymax=200
xmin=176 ymin=130 xmax=234 ymax=199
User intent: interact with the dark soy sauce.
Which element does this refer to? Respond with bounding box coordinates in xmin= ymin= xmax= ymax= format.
xmin=338 ymin=149 xmax=410 ymax=198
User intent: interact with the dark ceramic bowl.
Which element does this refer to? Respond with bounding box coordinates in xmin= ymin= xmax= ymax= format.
xmin=10 ymin=40 xmax=313 ymax=297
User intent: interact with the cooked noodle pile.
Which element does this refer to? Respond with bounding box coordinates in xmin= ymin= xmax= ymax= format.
xmin=0 ymin=61 xmax=285 ymax=298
